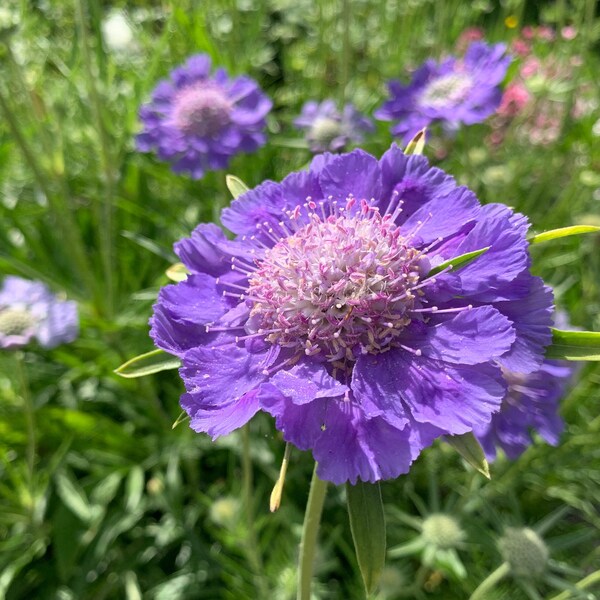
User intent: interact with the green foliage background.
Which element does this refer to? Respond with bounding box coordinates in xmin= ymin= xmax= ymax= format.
xmin=0 ymin=0 xmax=599 ymax=598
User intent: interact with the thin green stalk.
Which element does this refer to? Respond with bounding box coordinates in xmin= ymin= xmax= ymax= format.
xmin=0 ymin=87 xmax=96 ymax=300
xmin=241 ymin=425 xmax=269 ymax=598
xmin=470 ymin=562 xmax=511 ymax=600
xmin=15 ymin=352 xmax=35 ymax=510
xmin=549 ymin=569 xmax=600 ymax=600
xmin=340 ymin=0 xmax=350 ymax=104
xmin=297 ymin=463 xmax=328 ymax=600
xmin=74 ymin=0 xmax=116 ymax=317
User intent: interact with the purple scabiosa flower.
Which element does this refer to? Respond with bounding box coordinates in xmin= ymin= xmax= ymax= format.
xmin=0 ymin=276 xmax=78 ymax=349
xmin=136 ymin=54 xmax=272 ymax=179
xmin=294 ymin=100 xmax=374 ymax=153
xmin=375 ymin=42 xmax=511 ymax=144
xmin=474 ymin=360 xmax=573 ymax=461
xmin=151 ymin=145 xmax=554 ymax=485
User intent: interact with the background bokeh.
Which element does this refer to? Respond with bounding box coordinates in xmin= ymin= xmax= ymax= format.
xmin=0 ymin=1 xmax=599 ymax=598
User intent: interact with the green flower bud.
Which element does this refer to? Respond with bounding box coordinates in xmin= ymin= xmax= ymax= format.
xmin=498 ymin=527 xmax=549 ymax=579
xmin=421 ymin=513 xmax=465 ymax=550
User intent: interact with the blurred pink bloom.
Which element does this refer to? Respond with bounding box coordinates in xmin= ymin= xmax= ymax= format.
xmin=497 ymin=83 xmax=531 ymax=117
xmin=521 ymin=57 xmax=541 ymax=78
xmin=537 ymin=26 xmax=555 ymax=41
xmin=522 ymin=26 xmax=535 ymax=40
xmin=561 ymin=25 xmax=577 ymax=40
xmin=511 ymin=38 xmax=531 ymax=57
xmin=456 ymin=27 xmax=485 ymax=52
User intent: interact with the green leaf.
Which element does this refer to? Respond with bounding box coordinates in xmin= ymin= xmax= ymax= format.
xmin=445 ymin=432 xmax=490 ymax=479
xmin=225 ymin=174 xmax=250 ymax=199
xmin=545 ymin=328 xmax=600 ymax=361
xmin=115 ymin=349 xmax=181 ymax=378
xmin=346 ymin=481 xmax=386 ymax=596
xmin=404 ymin=128 xmax=426 ymax=155
xmin=166 ymin=262 xmax=190 ymax=282
xmin=529 ymin=225 xmax=600 ymax=245
xmin=427 ymin=247 xmax=490 ymax=278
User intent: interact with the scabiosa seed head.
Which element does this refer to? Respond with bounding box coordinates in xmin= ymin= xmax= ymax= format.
xmin=375 ymin=42 xmax=511 ymax=144
xmin=136 ymin=53 xmax=272 ymax=179
xmin=498 ymin=527 xmax=549 ymax=579
xmin=0 ymin=276 xmax=78 ymax=350
xmin=421 ymin=514 xmax=465 ymax=550
xmin=151 ymin=145 xmax=555 ymax=485
xmin=294 ymin=99 xmax=374 ymax=153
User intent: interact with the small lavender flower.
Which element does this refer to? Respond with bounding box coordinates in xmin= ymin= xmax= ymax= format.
xmin=151 ymin=145 xmax=554 ymax=484
xmin=294 ymin=100 xmax=374 ymax=153
xmin=136 ymin=54 xmax=272 ymax=179
xmin=0 ymin=276 xmax=78 ymax=349
xmin=474 ymin=360 xmax=573 ymax=461
xmin=375 ymin=42 xmax=511 ymax=144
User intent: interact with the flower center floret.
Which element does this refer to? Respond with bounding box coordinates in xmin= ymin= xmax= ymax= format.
xmin=0 ymin=308 xmax=34 ymax=336
xmin=173 ymin=84 xmax=232 ymax=137
xmin=309 ymin=117 xmax=343 ymax=147
xmin=419 ymin=72 xmax=473 ymax=109
xmin=246 ymin=199 xmax=425 ymax=362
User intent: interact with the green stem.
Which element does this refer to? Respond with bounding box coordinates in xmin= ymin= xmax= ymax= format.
xmin=297 ymin=463 xmax=328 ymax=600
xmin=15 ymin=352 xmax=35 ymax=508
xmin=548 ymin=569 xmax=600 ymax=600
xmin=241 ymin=425 xmax=269 ymax=597
xmin=74 ymin=0 xmax=116 ymax=318
xmin=0 ymin=87 xmax=96 ymax=301
xmin=470 ymin=562 xmax=510 ymax=600
xmin=340 ymin=0 xmax=350 ymax=105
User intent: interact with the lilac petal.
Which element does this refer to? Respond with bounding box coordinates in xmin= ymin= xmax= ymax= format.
xmin=317 ymin=149 xmax=382 ymax=203
xmin=496 ymin=276 xmax=553 ymax=373
xmin=456 ymin=204 xmax=531 ymax=301
xmin=258 ymin=383 xmax=327 ymax=451
xmin=351 ymin=352 xmax=411 ymax=429
xmin=313 ymin=400 xmax=413 ymax=485
xmin=181 ymin=387 xmax=260 ymax=439
xmin=407 ymin=306 xmax=516 ymax=364
xmin=158 ymin=274 xmax=227 ymax=325
xmin=36 ymin=300 xmax=79 ymax=348
xmin=394 ymin=352 xmax=506 ymax=434
xmin=400 ymin=186 xmax=480 ymax=245
xmin=270 ymin=359 xmax=348 ymax=404
xmin=378 ymin=146 xmax=458 ymax=220
xmin=180 ymin=344 xmax=271 ymax=412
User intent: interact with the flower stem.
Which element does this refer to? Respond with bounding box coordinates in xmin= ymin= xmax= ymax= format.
xmin=297 ymin=463 xmax=328 ymax=600
xmin=469 ymin=562 xmax=510 ymax=600
xmin=548 ymin=569 xmax=600 ymax=600
xmin=15 ymin=352 xmax=36 ymax=503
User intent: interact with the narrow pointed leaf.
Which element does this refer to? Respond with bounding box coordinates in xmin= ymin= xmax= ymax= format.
xmin=445 ymin=432 xmax=490 ymax=479
xmin=225 ymin=174 xmax=250 ymax=199
xmin=529 ymin=225 xmax=600 ymax=245
xmin=171 ymin=410 xmax=189 ymax=430
xmin=346 ymin=481 xmax=386 ymax=596
xmin=115 ymin=349 xmax=181 ymax=378
xmin=166 ymin=262 xmax=190 ymax=282
xmin=427 ymin=246 xmax=490 ymax=278
xmin=404 ymin=128 xmax=426 ymax=155
xmin=545 ymin=328 xmax=600 ymax=361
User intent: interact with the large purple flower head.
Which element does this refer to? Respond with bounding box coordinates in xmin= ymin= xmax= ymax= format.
xmin=136 ymin=54 xmax=272 ymax=179
xmin=474 ymin=360 xmax=573 ymax=461
xmin=294 ymin=100 xmax=374 ymax=153
xmin=375 ymin=42 xmax=511 ymax=144
xmin=151 ymin=145 xmax=554 ymax=484
xmin=0 ymin=276 xmax=78 ymax=349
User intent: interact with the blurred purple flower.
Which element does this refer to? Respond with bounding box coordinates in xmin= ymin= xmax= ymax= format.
xmin=150 ymin=145 xmax=554 ymax=484
xmin=294 ymin=100 xmax=374 ymax=153
xmin=375 ymin=42 xmax=510 ymax=144
xmin=136 ymin=54 xmax=272 ymax=179
xmin=474 ymin=360 xmax=573 ymax=460
xmin=0 ymin=276 xmax=78 ymax=349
